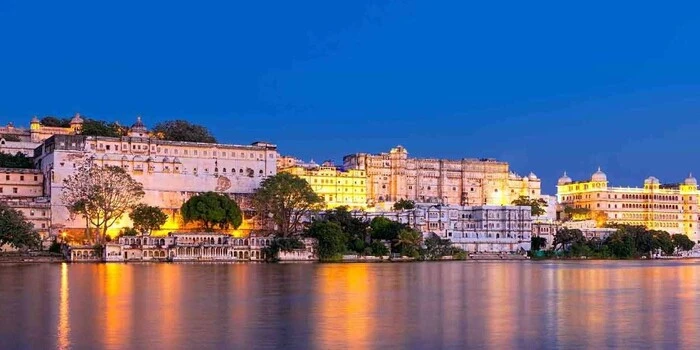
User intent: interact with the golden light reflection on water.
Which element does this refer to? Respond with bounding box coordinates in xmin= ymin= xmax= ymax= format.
xmin=314 ymin=264 xmax=375 ymax=350
xmin=102 ymin=264 xmax=133 ymax=347
xmin=57 ymin=263 xmax=70 ymax=350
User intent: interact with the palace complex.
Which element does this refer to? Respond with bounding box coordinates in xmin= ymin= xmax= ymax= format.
xmin=556 ymin=168 xmax=700 ymax=241
xmin=343 ymin=145 xmax=541 ymax=206
xmin=277 ymin=157 xmax=367 ymax=209
xmin=31 ymin=117 xmax=277 ymax=238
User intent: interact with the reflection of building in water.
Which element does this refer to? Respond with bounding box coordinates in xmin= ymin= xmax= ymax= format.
xmin=343 ymin=146 xmax=541 ymax=206
xmin=557 ymin=169 xmax=700 ymax=241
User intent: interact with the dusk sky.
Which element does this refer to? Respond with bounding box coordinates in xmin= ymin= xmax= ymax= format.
xmin=2 ymin=0 xmax=700 ymax=193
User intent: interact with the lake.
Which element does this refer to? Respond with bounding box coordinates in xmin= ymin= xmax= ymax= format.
xmin=1 ymin=260 xmax=700 ymax=349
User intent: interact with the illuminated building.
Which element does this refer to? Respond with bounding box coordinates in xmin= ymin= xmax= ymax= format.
xmin=343 ymin=146 xmax=541 ymax=207
xmin=556 ymin=168 xmax=700 ymax=241
xmin=0 ymin=168 xmax=51 ymax=241
xmin=330 ymin=203 xmax=533 ymax=252
xmin=278 ymin=157 xmax=367 ymax=209
xmin=34 ymin=117 xmax=278 ymax=238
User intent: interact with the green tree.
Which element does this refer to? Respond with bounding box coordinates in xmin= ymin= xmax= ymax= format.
xmin=263 ymin=237 xmax=306 ymax=261
xmin=40 ymin=116 xmax=71 ymax=127
xmin=605 ymin=230 xmax=636 ymax=258
xmin=531 ymin=236 xmax=547 ymax=251
xmin=553 ymin=228 xmax=585 ymax=251
xmin=511 ymin=196 xmax=548 ymax=216
xmin=0 ymin=203 xmax=40 ymax=250
xmin=129 ymin=204 xmax=168 ymax=234
xmin=62 ymin=161 xmax=145 ymax=242
xmin=672 ymin=234 xmax=696 ymax=251
xmin=393 ymin=199 xmax=416 ymax=210
xmin=0 ymin=152 xmax=34 ymax=169
xmin=181 ymin=192 xmax=243 ymax=231
xmin=369 ymin=241 xmax=389 ymax=256
xmin=396 ymin=228 xmax=422 ymax=258
xmin=307 ymin=221 xmax=347 ymax=261
xmin=651 ymin=230 xmax=674 ymax=255
xmin=422 ymin=233 xmax=456 ymax=260
xmin=152 ymin=120 xmax=217 ymax=143
xmin=323 ymin=206 xmax=370 ymax=253
xmin=369 ymin=216 xmax=404 ymax=241
xmin=252 ymin=172 xmax=323 ymax=237
xmin=79 ymin=118 xmax=125 ymax=137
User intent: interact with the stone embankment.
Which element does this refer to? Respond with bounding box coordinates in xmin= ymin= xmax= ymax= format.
xmin=0 ymin=252 xmax=66 ymax=263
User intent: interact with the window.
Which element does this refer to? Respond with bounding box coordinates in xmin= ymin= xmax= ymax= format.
xmin=0 ymin=188 xmax=2 ymax=193
xmin=34 ymin=176 xmax=38 ymax=181
xmin=12 ymin=188 xmax=17 ymax=193
xmin=5 ymin=175 xmax=9 ymax=181
xmin=20 ymin=175 xmax=24 ymax=181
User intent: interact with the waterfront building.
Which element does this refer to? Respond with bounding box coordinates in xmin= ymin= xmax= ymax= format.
xmin=340 ymin=203 xmax=533 ymax=252
xmin=556 ymin=169 xmax=700 ymax=241
xmin=34 ymin=117 xmax=278 ymax=238
xmin=278 ymin=157 xmax=367 ymax=209
xmin=0 ymin=168 xmax=51 ymax=239
xmin=343 ymin=146 xmax=541 ymax=207
xmin=88 ymin=232 xmax=316 ymax=262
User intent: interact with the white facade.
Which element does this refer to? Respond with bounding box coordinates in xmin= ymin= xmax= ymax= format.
xmin=344 ymin=204 xmax=533 ymax=253
xmin=35 ymin=134 xmax=278 ymax=237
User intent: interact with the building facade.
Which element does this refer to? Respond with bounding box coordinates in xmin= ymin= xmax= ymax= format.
xmin=0 ymin=168 xmax=51 ymax=239
xmin=0 ymin=114 xmax=84 ymax=156
xmin=341 ymin=203 xmax=533 ymax=252
xmin=278 ymin=157 xmax=367 ymax=209
xmin=34 ymin=118 xmax=278 ymax=238
xmin=556 ymin=169 xmax=700 ymax=241
xmin=343 ymin=146 xmax=541 ymax=207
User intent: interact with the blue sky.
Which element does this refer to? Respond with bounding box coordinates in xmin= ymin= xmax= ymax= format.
xmin=2 ymin=0 xmax=700 ymax=193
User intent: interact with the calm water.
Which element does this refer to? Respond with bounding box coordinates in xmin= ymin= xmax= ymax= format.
xmin=2 ymin=261 xmax=700 ymax=350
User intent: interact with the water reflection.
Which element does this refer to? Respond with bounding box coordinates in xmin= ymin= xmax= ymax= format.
xmin=57 ymin=263 xmax=70 ymax=350
xmin=2 ymin=261 xmax=700 ymax=349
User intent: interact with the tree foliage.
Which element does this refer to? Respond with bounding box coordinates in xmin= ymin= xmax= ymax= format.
xmin=393 ymin=199 xmax=416 ymax=210
xmin=511 ymin=196 xmax=548 ymax=216
xmin=79 ymin=119 xmax=126 ymax=137
xmin=553 ymin=228 xmax=585 ymax=251
xmin=307 ymin=221 xmax=347 ymax=261
xmin=181 ymin=192 xmax=243 ymax=231
xmin=152 ymin=120 xmax=216 ymax=143
xmin=252 ymin=172 xmax=323 ymax=237
xmin=369 ymin=216 xmax=404 ymax=241
xmin=62 ymin=161 xmax=145 ymax=242
xmin=396 ymin=228 xmax=423 ymax=258
xmin=422 ymin=233 xmax=460 ymax=260
xmin=0 ymin=203 xmax=40 ymax=250
xmin=40 ymin=116 xmax=71 ymax=127
xmin=0 ymin=152 xmax=34 ymax=169
xmin=129 ymin=204 xmax=168 ymax=234
xmin=531 ymin=236 xmax=547 ymax=251
xmin=672 ymin=234 xmax=696 ymax=251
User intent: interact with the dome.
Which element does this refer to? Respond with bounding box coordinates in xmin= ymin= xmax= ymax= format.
xmin=557 ymin=171 xmax=572 ymax=185
xmin=30 ymin=116 xmax=40 ymax=124
xmin=644 ymin=176 xmax=660 ymax=184
xmin=131 ymin=116 xmax=147 ymax=131
xmin=70 ymin=113 xmax=84 ymax=125
xmin=528 ymin=172 xmax=538 ymax=181
xmin=509 ymin=172 xmax=519 ymax=180
xmin=591 ymin=167 xmax=607 ymax=182
xmin=685 ymin=173 xmax=697 ymax=186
